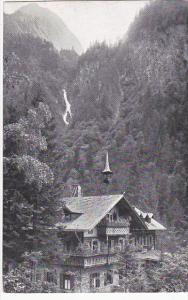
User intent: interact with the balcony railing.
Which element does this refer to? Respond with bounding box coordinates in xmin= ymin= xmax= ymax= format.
xmin=61 ymin=247 xmax=161 ymax=267
xmin=62 ymin=244 xmax=126 ymax=257
xmin=61 ymin=247 xmax=122 ymax=267
xmin=99 ymin=218 xmax=130 ymax=227
xmin=97 ymin=218 xmax=130 ymax=236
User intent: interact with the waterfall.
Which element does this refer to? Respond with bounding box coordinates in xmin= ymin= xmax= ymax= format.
xmin=62 ymin=89 xmax=72 ymax=125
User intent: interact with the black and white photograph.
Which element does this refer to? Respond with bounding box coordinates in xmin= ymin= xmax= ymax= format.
xmin=2 ymin=0 xmax=188 ymax=294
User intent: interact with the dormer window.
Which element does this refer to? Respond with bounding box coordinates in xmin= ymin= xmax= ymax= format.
xmin=145 ymin=214 xmax=151 ymax=223
xmin=64 ymin=212 xmax=71 ymax=221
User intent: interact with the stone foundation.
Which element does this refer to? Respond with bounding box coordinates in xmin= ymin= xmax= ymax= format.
xmin=59 ymin=264 xmax=120 ymax=292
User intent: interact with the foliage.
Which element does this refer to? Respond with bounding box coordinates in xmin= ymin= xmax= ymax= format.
xmin=147 ymin=246 xmax=188 ymax=292
xmin=3 ymin=252 xmax=59 ymax=293
xmin=116 ymin=240 xmax=151 ymax=292
xmin=3 ymin=101 xmax=54 ymax=261
xmin=117 ymin=240 xmax=188 ymax=292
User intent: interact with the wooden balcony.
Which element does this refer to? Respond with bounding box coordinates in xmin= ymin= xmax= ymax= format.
xmin=84 ymin=254 xmax=118 ymax=267
xmin=62 ymin=246 xmax=123 ymax=257
xmin=61 ymin=247 xmax=161 ymax=268
xmin=62 ymin=253 xmax=120 ymax=268
xmin=98 ymin=218 xmax=130 ymax=236
xmin=61 ymin=255 xmax=84 ymax=267
xmin=61 ymin=246 xmax=123 ymax=267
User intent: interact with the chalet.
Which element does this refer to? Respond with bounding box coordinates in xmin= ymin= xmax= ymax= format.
xmin=34 ymin=152 xmax=166 ymax=292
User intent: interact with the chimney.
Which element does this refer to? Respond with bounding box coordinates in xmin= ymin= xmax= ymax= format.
xmin=72 ymin=184 xmax=82 ymax=197
xmin=77 ymin=185 xmax=82 ymax=197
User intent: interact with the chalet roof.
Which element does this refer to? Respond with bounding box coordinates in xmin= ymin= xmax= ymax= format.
xmin=134 ymin=207 xmax=166 ymax=230
xmin=58 ymin=194 xmax=123 ymax=231
xmin=56 ymin=194 xmax=166 ymax=232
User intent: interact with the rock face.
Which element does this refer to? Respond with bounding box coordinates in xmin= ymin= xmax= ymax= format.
xmin=4 ymin=3 xmax=83 ymax=54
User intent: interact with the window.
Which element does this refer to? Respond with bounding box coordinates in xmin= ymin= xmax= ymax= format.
xmin=36 ymin=272 xmax=42 ymax=282
xmin=119 ymin=274 xmax=123 ymax=280
xmin=86 ymin=258 xmax=91 ymax=265
xmin=109 ymin=239 xmax=114 ymax=250
xmin=92 ymin=240 xmax=99 ymax=252
xmin=88 ymin=229 xmax=93 ymax=234
xmin=119 ymin=238 xmax=124 ymax=251
xmin=113 ymin=212 xmax=117 ymax=221
xmin=66 ymin=241 xmax=71 ymax=252
xmin=64 ymin=277 xmax=71 ymax=290
xmin=60 ymin=274 xmax=72 ymax=290
xmin=104 ymin=270 xmax=113 ymax=286
xmin=107 ymin=213 xmax=113 ymax=222
xmin=47 ymin=272 xmax=54 ymax=283
xmin=90 ymin=273 xmax=100 ymax=288
xmin=64 ymin=213 xmax=71 ymax=221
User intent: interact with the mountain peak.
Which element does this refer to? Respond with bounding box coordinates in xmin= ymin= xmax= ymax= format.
xmin=5 ymin=3 xmax=83 ymax=54
xmin=19 ymin=3 xmax=52 ymax=16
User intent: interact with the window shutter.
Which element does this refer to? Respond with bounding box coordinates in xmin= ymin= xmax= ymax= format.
xmin=90 ymin=274 xmax=93 ymax=288
xmin=70 ymin=275 xmax=74 ymax=290
xmin=60 ymin=273 xmax=64 ymax=289
xmin=104 ymin=272 xmax=107 ymax=286
xmin=96 ymin=278 xmax=100 ymax=288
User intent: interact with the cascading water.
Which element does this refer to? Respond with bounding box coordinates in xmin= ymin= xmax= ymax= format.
xmin=62 ymin=89 xmax=72 ymax=125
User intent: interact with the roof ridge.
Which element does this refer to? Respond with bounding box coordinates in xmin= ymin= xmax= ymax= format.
xmin=62 ymin=193 xmax=123 ymax=200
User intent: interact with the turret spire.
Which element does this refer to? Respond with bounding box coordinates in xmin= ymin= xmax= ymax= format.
xmin=102 ymin=151 xmax=113 ymax=184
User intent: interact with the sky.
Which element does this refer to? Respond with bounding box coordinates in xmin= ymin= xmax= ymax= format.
xmin=4 ymin=1 xmax=149 ymax=51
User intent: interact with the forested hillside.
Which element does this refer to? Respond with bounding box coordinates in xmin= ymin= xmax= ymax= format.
xmin=62 ymin=0 xmax=188 ymax=237
xmin=111 ymin=0 xmax=188 ymax=227
xmin=3 ymin=0 xmax=188 ymax=268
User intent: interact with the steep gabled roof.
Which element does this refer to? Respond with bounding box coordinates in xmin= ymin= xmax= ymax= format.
xmin=58 ymin=194 xmax=123 ymax=231
xmin=134 ymin=207 xmax=166 ymax=230
xmin=56 ymin=194 xmax=166 ymax=232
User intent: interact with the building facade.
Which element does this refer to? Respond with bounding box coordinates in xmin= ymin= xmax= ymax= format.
xmin=37 ymin=193 xmax=166 ymax=292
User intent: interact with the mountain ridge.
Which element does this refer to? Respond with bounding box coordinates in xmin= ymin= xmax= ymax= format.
xmin=4 ymin=3 xmax=83 ymax=54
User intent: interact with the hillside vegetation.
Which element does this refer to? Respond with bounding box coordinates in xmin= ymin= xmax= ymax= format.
xmin=3 ymin=0 xmax=188 ymax=265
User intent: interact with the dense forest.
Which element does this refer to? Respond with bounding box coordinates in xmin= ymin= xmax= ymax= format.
xmin=3 ymin=0 xmax=188 ymax=292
